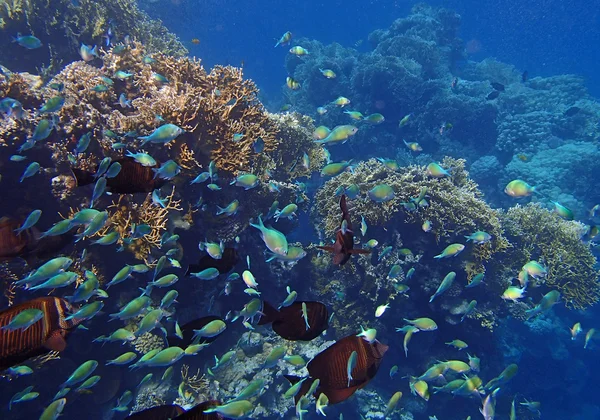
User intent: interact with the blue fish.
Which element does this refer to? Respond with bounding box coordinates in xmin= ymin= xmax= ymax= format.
xmin=38 ymin=96 xmax=65 ymax=114
xmin=151 ymin=190 xmax=167 ymax=208
xmin=14 ymin=210 xmax=42 ymax=234
xmin=138 ymin=124 xmax=184 ymax=146
xmin=74 ymin=132 xmax=91 ymax=154
xmin=117 ymin=93 xmax=131 ymax=108
xmin=105 ymin=162 xmax=122 ymax=178
xmin=90 ymin=177 xmax=107 ymax=208
xmin=20 ymin=162 xmax=40 ymax=182
xmin=152 ymin=160 xmax=180 ymax=180
xmin=95 ymin=157 xmax=112 ymax=179
xmin=190 ymin=172 xmax=210 ymax=184
xmin=131 ymin=224 xmax=152 ymax=239
xmin=13 ymin=34 xmax=42 ymax=49
xmin=28 ymin=119 xmax=53 ymax=143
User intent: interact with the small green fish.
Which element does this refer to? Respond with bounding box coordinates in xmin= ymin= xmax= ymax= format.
xmin=434 ymin=243 xmax=465 ymax=259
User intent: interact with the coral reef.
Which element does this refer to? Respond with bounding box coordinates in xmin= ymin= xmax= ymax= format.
xmin=502 ymin=203 xmax=600 ymax=309
xmin=0 ymin=0 xmax=186 ymax=75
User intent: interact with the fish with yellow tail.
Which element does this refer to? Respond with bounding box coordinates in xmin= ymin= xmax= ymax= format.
xmin=275 ymin=31 xmax=292 ymax=47
xmin=403 ymin=139 xmax=422 ymax=152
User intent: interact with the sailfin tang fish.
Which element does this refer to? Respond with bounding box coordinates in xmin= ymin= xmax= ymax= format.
xmin=317 ymin=195 xmax=370 ymax=265
xmin=258 ymin=300 xmax=329 ymax=341
xmin=0 ymin=297 xmax=80 ymax=370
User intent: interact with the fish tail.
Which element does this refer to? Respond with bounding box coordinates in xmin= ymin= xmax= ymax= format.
xmin=257 ymin=300 xmax=278 ymax=325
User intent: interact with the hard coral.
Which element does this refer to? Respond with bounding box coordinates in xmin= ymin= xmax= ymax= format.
xmin=313 ymin=157 xmax=509 ymax=267
xmin=502 ymin=203 xmax=600 ymax=309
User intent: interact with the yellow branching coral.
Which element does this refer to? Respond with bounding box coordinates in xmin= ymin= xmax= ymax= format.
xmin=94 ymin=187 xmax=182 ymax=263
xmin=502 ymin=203 xmax=600 ymax=309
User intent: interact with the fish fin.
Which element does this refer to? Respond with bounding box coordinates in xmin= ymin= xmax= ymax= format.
xmin=348 ymin=249 xmax=371 ymax=254
xmin=70 ymin=167 xmax=95 ymax=187
xmin=316 ymin=246 xmax=335 ymax=253
xmin=43 ymin=331 xmax=67 ymax=352
xmin=323 ymin=386 xmax=360 ymax=405
xmin=257 ymin=300 xmax=279 ymax=326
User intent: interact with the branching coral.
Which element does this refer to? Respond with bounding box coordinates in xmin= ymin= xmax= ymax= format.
xmin=98 ymin=188 xmax=182 ymax=263
xmin=502 ymin=203 xmax=600 ymax=309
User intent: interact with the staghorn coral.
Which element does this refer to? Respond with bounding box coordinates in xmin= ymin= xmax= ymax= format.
xmin=502 ymin=203 xmax=600 ymax=309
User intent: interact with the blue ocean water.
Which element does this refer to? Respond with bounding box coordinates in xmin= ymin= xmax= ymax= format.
xmin=0 ymin=0 xmax=600 ymax=419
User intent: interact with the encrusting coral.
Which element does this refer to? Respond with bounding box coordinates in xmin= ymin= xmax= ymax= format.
xmin=502 ymin=203 xmax=600 ymax=310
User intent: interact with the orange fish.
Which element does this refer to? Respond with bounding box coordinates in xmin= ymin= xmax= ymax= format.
xmin=516 ymin=153 xmax=529 ymax=162
xmin=191 ymin=38 xmax=200 ymax=45
xmin=258 ymin=301 xmax=329 ymax=341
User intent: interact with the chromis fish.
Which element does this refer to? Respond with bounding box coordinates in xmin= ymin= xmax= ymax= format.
xmin=146 ymin=347 xmax=185 ymax=367
xmin=404 ymin=317 xmax=438 ymax=331
xmin=332 ymin=96 xmax=350 ymax=107
xmin=39 ymin=398 xmax=66 ymax=420
xmin=344 ymin=110 xmax=363 ymax=121
xmin=192 ymin=319 xmax=226 ymax=339
xmin=152 ymin=160 xmax=181 ymax=180
xmin=231 ymin=173 xmax=259 ymax=190
xmin=289 ymin=46 xmax=309 ymax=56
xmin=314 ymin=125 xmax=358 ymax=146
xmin=429 ymin=271 xmax=456 ymax=302
xmin=357 ymin=326 xmax=377 ymax=343
xmin=346 ymin=350 xmax=358 ymax=386
xmin=465 ymin=231 xmax=492 ymax=244
xmin=203 ymin=400 xmax=254 ymax=418
xmin=20 ymin=162 xmax=40 ymax=183
xmin=108 ymin=296 xmax=151 ymax=321
xmin=525 ymin=290 xmax=560 ymax=319
xmin=106 ymin=352 xmax=137 ymax=366
xmin=522 ymin=260 xmax=547 ymax=278
xmin=263 ymin=345 xmax=286 ymax=368
xmin=125 ymin=151 xmax=156 ymax=167
xmin=368 ymin=184 xmax=395 ymax=202
xmin=14 ymin=209 xmax=42 ymax=234
xmin=250 ymin=215 xmax=288 ymax=256
xmin=138 ymin=124 xmax=184 ymax=146
xmin=190 ymin=267 xmax=220 ymax=280
xmin=320 ymin=68 xmax=336 ymax=78
xmin=403 ymin=139 xmax=422 ymax=152
xmin=39 ymin=96 xmax=65 ymax=114
xmin=399 ymin=113 xmax=412 ymax=127
xmin=461 ymin=300 xmax=477 ymax=322
xmin=13 ymin=34 xmax=42 ymax=49
xmin=585 ymin=328 xmax=596 ymax=349
xmin=446 ymin=339 xmax=468 ymax=350
xmin=275 ymin=203 xmax=298 ymax=221
xmin=79 ymin=43 xmax=98 ymax=61
xmin=274 ymin=31 xmax=292 ymax=47
xmin=217 ymin=199 xmax=239 ymax=216
xmin=570 ymin=322 xmax=583 ymax=340
xmin=66 ymin=301 xmax=104 ymax=322
xmin=410 ymin=379 xmax=430 ymax=401
xmin=113 ymin=70 xmax=133 ymax=80
xmin=433 ymin=243 xmax=465 ymax=259
xmin=1 ymin=308 xmax=43 ymax=331
xmin=61 ymin=360 xmax=98 ymax=388
xmin=502 ymin=285 xmax=527 ymax=302
xmin=504 ymin=179 xmax=535 ymax=197
xmin=375 ymin=303 xmax=390 ymax=318
xmin=286 ymin=77 xmax=301 ymax=90
xmin=364 ymin=113 xmax=385 ymax=124
xmin=321 ymin=161 xmax=352 ymax=177
xmin=426 ymin=162 xmax=450 ymax=177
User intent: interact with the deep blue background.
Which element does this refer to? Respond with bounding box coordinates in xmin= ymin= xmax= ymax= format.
xmin=146 ymin=0 xmax=600 ymax=99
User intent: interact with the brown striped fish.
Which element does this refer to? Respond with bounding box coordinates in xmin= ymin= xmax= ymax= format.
xmin=71 ymin=158 xmax=166 ymax=194
xmin=286 ymin=333 xmax=388 ymax=404
xmin=0 ymin=297 xmax=80 ymax=371
xmin=258 ymin=300 xmax=329 ymax=341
